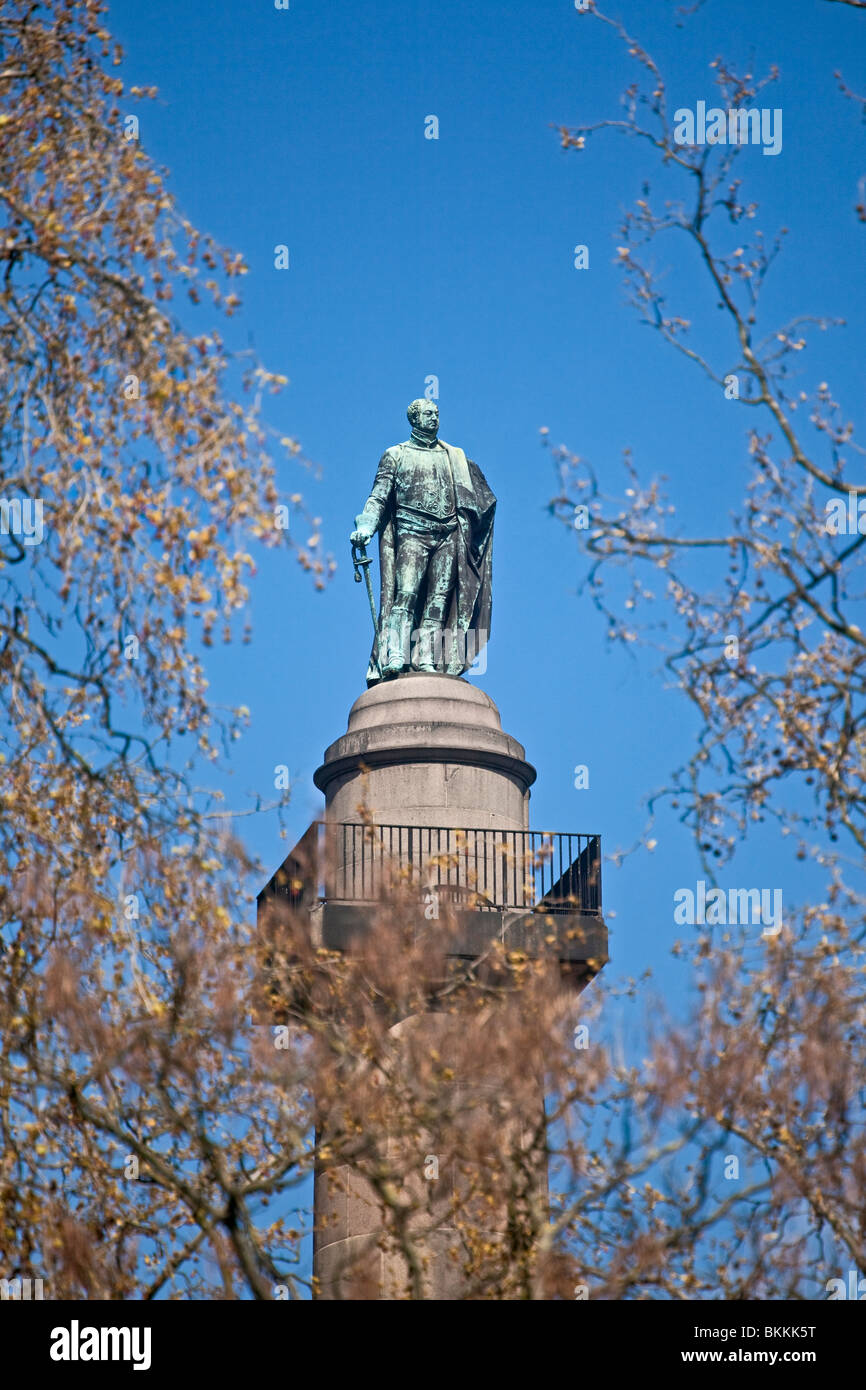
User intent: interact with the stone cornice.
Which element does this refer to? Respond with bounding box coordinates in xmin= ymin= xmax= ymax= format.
xmin=313 ymin=742 xmax=537 ymax=794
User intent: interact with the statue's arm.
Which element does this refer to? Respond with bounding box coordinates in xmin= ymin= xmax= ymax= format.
xmin=351 ymin=449 xmax=397 ymax=542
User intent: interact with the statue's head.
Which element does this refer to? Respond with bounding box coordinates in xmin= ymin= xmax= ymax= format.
xmin=407 ymin=399 xmax=439 ymax=435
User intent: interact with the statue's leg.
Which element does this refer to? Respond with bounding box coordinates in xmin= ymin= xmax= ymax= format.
xmin=417 ymin=531 xmax=458 ymax=672
xmin=386 ymin=533 xmax=427 ymax=675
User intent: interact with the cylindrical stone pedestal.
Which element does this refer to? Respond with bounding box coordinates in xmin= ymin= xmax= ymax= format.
xmin=314 ymin=671 xmax=535 ymax=829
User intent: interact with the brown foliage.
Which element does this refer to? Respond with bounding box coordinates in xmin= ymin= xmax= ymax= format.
xmin=1 ymin=0 xmax=865 ymax=1302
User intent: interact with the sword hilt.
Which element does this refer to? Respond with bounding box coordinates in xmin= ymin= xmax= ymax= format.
xmin=351 ymin=539 xmax=372 ymax=582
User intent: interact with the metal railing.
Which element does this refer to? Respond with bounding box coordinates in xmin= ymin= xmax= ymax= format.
xmin=316 ymin=824 xmax=602 ymax=915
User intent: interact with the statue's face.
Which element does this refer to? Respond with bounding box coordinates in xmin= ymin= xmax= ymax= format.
xmin=415 ymin=402 xmax=439 ymax=434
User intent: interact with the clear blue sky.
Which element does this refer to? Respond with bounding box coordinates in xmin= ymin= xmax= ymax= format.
xmin=107 ymin=0 xmax=866 ymax=1017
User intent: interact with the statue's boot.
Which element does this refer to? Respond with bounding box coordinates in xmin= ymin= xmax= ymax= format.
xmin=384 ymin=611 xmax=411 ymax=675
xmin=415 ymin=622 xmax=445 ymax=672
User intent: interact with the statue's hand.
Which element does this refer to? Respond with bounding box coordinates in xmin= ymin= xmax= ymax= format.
xmin=351 ymin=525 xmax=373 ymax=547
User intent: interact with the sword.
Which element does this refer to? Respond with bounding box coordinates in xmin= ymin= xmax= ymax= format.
xmin=351 ymin=532 xmax=380 ymax=655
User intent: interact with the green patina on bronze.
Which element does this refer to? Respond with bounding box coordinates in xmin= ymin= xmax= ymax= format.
xmin=350 ymin=401 xmax=496 ymax=685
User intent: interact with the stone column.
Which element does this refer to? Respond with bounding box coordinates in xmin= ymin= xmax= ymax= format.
xmin=311 ymin=673 xmax=538 ymax=1299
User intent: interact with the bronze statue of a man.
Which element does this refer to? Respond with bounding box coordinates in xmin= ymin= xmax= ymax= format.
xmin=350 ymin=400 xmax=495 ymax=685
